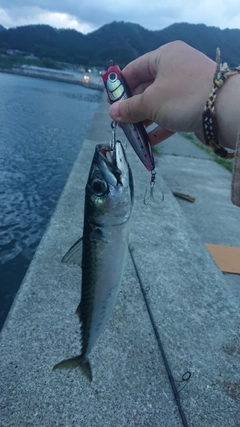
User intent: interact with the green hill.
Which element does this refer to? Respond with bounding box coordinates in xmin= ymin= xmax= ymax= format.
xmin=0 ymin=21 xmax=239 ymax=67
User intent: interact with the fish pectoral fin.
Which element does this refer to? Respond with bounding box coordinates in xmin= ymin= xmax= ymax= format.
xmin=61 ymin=237 xmax=83 ymax=267
xmin=90 ymin=226 xmax=108 ymax=243
xmin=53 ymin=355 xmax=92 ymax=381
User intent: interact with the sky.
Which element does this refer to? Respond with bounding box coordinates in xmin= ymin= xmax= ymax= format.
xmin=0 ymin=0 xmax=240 ymax=34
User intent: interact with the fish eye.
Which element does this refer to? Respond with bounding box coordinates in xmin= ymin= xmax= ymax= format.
xmin=109 ymin=72 xmax=117 ymax=83
xmin=91 ymin=178 xmax=108 ymax=196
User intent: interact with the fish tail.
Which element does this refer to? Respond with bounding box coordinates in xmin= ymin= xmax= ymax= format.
xmin=53 ymin=355 xmax=92 ymax=381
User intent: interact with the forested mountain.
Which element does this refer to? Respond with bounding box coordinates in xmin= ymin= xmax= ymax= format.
xmin=0 ymin=25 xmax=5 ymax=31
xmin=0 ymin=21 xmax=240 ymax=67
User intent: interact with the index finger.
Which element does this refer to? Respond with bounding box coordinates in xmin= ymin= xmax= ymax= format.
xmin=122 ymin=50 xmax=157 ymax=91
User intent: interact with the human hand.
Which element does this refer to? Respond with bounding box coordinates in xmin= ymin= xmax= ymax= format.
xmin=108 ymin=41 xmax=216 ymax=146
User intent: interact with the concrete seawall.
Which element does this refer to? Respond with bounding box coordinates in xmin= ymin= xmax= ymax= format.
xmin=0 ymin=68 xmax=104 ymax=91
xmin=0 ymin=95 xmax=240 ymax=426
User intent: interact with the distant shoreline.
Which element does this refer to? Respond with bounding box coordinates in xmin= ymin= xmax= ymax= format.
xmin=0 ymin=68 xmax=104 ymax=91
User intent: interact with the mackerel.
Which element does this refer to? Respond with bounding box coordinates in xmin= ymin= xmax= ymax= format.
xmin=53 ymin=141 xmax=134 ymax=381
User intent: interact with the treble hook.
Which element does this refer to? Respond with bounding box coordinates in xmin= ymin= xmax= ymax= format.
xmin=144 ymin=170 xmax=156 ymax=205
xmin=111 ymin=120 xmax=117 ymax=150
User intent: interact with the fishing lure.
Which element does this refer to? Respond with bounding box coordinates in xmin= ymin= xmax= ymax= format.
xmin=102 ymin=61 xmax=155 ymax=174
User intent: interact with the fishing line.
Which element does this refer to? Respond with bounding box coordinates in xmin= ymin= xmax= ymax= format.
xmin=128 ymin=246 xmax=191 ymax=427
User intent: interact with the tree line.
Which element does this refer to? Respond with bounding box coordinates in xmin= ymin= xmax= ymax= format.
xmin=0 ymin=21 xmax=240 ymax=68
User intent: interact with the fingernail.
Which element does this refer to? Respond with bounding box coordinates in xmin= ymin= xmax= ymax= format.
xmin=109 ymin=102 xmax=120 ymax=121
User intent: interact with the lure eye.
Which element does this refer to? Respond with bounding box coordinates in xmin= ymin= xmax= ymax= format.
xmin=91 ymin=178 xmax=108 ymax=196
xmin=109 ymin=72 xmax=118 ymax=83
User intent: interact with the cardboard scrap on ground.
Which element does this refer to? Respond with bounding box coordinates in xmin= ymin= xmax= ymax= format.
xmin=205 ymin=244 xmax=240 ymax=274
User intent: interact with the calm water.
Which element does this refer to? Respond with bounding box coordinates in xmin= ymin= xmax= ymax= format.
xmin=0 ymin=73 xmax=101 ymax=329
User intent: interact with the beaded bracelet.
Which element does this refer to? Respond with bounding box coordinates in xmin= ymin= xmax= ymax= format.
xmin=202 ymin=48 xmax=240 ymax=159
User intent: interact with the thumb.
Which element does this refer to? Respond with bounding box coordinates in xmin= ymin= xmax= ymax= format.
xmin=109 ymin=93 xmax=148 ymax=124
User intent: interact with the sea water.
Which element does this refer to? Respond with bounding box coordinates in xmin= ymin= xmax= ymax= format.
xmin=0 ymin=73 xmax=101 ymax=329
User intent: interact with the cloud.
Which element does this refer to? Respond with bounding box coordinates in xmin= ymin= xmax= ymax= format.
xmin=0 ymin=6 xmax=97 ymax=33
xmin=179 ymin=0 xmax=240 ymax=29
xmin=0 ymin=0 xmax=240 ymax=34
xmin=0 ymin=1 xmax=185 ymax=30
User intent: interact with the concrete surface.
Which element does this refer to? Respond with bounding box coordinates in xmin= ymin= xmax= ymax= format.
xmin=159 ymin=133 xmax=240 ymax=299
xmin=0 ymin=97 xmax=240 ymax=427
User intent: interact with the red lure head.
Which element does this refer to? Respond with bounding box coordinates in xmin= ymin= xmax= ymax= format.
xmin=102 ymin=64 xmax=130 ymax=103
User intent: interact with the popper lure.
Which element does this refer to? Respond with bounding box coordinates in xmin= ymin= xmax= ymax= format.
xmin=102 ymin=62 xmax=155 ymax=173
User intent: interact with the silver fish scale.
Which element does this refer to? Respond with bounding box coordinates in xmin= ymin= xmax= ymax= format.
xmin=79 ymin=227 xmax=101 ymax=357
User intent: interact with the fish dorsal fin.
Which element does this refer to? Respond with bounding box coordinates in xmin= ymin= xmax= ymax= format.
xmin=61 ymin=237 xmax=83 ymax=267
